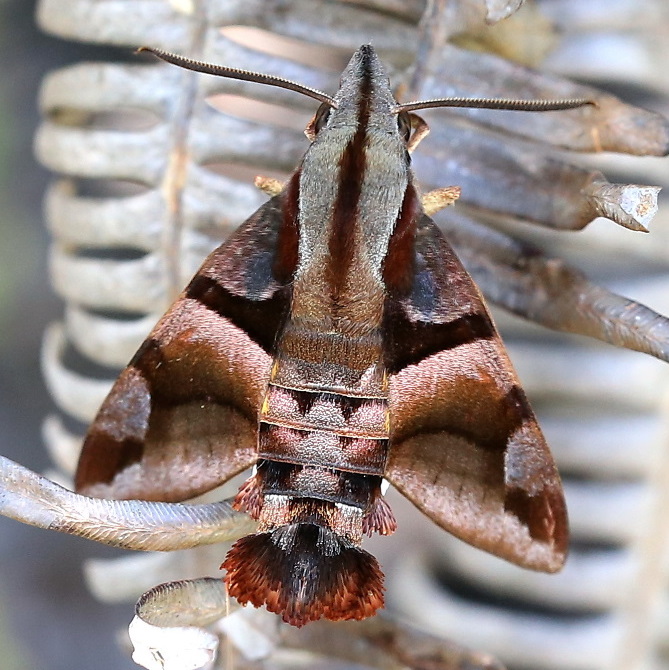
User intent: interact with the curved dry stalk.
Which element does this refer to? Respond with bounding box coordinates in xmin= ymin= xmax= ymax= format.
xmin=0 ymin=455 xmax=255 ymax=551
xmin=442 ymin=210 xmax=669 ymax=362
xmin=136 ymin=578 xmax=235 ymax=628
xmin=132 ymin=577 xmax=506 ymax=669
xmin=418 ymin=120 xmax=660 ymax=232
xmin=280 ymin=613 xmax=507 ymax=670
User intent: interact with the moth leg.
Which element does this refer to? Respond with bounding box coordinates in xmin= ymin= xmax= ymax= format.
xmin=0 ymin=455 xmax=255 ymax=551
xmin=254 ymin=175 xmax=284 ymax=197
xmin=422 ymin=185 xmax=461 ymax=215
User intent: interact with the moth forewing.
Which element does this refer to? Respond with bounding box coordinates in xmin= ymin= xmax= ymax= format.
xmin=75 ymin=195 xmax=290 ymax=501
xmin=384 ymin=216 xmax=567 ymax=573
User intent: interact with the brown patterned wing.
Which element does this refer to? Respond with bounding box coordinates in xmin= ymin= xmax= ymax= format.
xmin=76 ymin=195 xmax=292 ymax=502
xmin=385 ymin=216 xmax=567 ymax=572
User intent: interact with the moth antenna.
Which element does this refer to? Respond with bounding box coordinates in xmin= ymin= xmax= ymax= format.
xmin=137 ymin=47 xmax=336 ymax=108
xmin=222 ymin=525 xmax=384 ymax=626
xmin=396 ymin=96 xmax=597 ymax=114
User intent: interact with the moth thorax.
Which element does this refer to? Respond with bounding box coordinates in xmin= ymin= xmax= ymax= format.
xmin=291 ymin=270 xmax=386 ymax=330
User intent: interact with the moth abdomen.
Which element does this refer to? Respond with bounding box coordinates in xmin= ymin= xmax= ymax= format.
xmin=225 ymin=372 xmax=396 ymax=625
xmin=227 ymin=462 xmax=393 ymax=625
xmin=233 ymin=461 xmax=393 ymax=537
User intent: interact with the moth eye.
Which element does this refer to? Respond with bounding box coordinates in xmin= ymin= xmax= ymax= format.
xmin=397 ymin=111 xmax=412 ymax=143
xmin=313 ymin=103 xmax=332 ymax=134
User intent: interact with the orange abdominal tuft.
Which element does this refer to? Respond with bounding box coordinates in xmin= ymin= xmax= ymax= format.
xmin=222 ymin=524 xmax=384 ymax=627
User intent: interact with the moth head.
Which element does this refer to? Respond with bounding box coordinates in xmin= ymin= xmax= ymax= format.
xmin=397 ymin=110 xmax=412 ymax=142
xmin=304 ymin=102 xmax=332 ymax=142
xmin=305 ymin=44 xmax=400 ymax=143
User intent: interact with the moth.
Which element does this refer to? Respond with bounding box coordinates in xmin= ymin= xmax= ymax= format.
xmin=76 ymin=45 xmax=585 ymax=627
